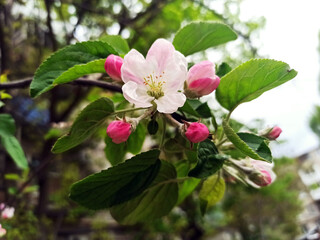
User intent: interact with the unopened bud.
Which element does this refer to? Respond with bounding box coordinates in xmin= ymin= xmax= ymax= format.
xmin=267 ymin=126 xmax=282 ymax=140
xmin=249 ymin=169 xmax=273 ymax=187
xmin=185 ymin=61 xmax=220 ymax=98
xmin=184 ymin=122 xmax=209 ymax=143
xmin=104 ymin=54 xmax=124 ymax=81
xmin=106 ymin=120 xmax=131 ymax=144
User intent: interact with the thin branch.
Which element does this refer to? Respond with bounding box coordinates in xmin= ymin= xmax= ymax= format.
xmin=0 ymin=77 xmax=123 ymax=93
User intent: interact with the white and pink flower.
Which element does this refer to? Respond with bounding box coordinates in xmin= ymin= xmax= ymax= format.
xmin=0 ymin=203 xmax=14 ymax=219
xmin=121 ymin=39 xmax=188 ymax=114
xmin=0 ymin=224 xmax=6 ymax=237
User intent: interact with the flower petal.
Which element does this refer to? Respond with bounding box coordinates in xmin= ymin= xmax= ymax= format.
xmin=146 ymin=39 xmax=175 ymax=73
xmin=154 ymin=92 xmax=186 ymax=113
xmin=121 ymin=49 xmax=153 ymax=85
xmin=122 ymin=81 xmax=153 ymax=108
xmin=187 ymin=61 xmax=215 ymax=85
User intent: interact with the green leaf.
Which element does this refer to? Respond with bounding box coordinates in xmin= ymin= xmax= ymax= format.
xmin=188 ymin=139 xmax=227 ymax=178
xmin=0 ymin=114 xmax=28 ymax=169
xmin=0 ymin=92 xmax=12 ymax=99
xmin=104 ymin=136 xmax=126 ymax=166
xmin=238 ymin=133 xmax=272 ymax=162
xmin=69 ymin=149 xmax=161 ymax=210
xmin=179 ymin=99 xmax=212 ymax=118
xmin=1 ymin=135 xmax=28 ymax=169
xmin=99 ymin=35 xmax=130 ymax=55
xmin=199 ymin=174 xmax=225 ymax=215
xmin=0 ymin=100 xmax=4 ymax=108
xmin=4 ymin=173 xmax=21 ymax=180
xmin=177 ymin=178 xmax=201 ymax=205
xmin=110 ymin=161 xmax=178 ymax=224
xmin=52 ymin=98 xmax=114 ymax=153
xmin=216 ymin=59 xmax=298 ymax=112
xmin=53 ymin=59 xmax=106 ymax=85
xmin=216 ymin=62 xmax=232 ymax=77
xmin=222 ymin=120 xmax=272 ymax=162
xmin=173 ymin=21 xmax=237 ymax=56
xmin=127 ymin=123 xmax=146 ymax=154
xmin=0 ymin=114 xmax=15 ymax=136
xmin=30 ymin=41 xmax=118 ymax=97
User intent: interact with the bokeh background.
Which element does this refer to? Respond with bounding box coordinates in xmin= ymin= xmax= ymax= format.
xmin=0 ymin=0 xmax=320 ymax=239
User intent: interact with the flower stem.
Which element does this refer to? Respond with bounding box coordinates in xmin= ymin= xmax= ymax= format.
xmin=113 ymin=107 xmax=146 ymax=115
xmin=160 ymin=116 xmax=167 ymax=149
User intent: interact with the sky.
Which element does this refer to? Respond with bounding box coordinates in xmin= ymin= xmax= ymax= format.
xmin=208 ymin=0 xmax=320 ymax=158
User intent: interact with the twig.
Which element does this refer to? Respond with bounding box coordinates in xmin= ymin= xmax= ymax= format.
xmin=0 ymin=77 xmax=123 ymax=93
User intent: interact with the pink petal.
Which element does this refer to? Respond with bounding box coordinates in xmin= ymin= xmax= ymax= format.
xmin=121 ymin=49 xmax=153 ymax=85
xmin=187 ymin=61 xmax=215 ymax=85
xmin=122 ymin=81 xmax=153 ymax=108
xmin=154 ymin=92 xmax=186 ymax=113
xmin=188 ymin=76 xmax=220 ymax=96
xmin=146 ymin=38 xmax=175 ymax=73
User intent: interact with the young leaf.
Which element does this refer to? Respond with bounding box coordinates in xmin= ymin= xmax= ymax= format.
xmin=110 ymin=161 xmax=178 ymax=224
xmin=0 ymin=114 xmax=28 ymax=169
xmin=216 ymin=62 xmax=232 ymax=77
xmin=188 ymin=139 xmax=228 ymax=178
xmin=199 ymin=174 xmax=225 ymax=215
xmin=0 ymin=100 xmax=4 ymax=108
xmin=147 ymin=119 xmax=159 ymax=135
xmin=177 ymin=178 xmax=201 ymax=205
xmin=216 ymin=59 xmax=298 ymax=112
xmin=104 ymin=136 xmax=127 ymax=166
xmin=222 ymin=120 xmax=272 ymax=162
xmin=99 ymin=35 xmax=130 ymax=54
xmin=173 ymin=21 xmax=237 ymax=56
xmin=30 ymin=41 xmax=118 ymax=97
xmin=179 ymin=99 xmax=212 ymax=118
xmin=52 ymin=98 xmax=114 ymax=153
xmin=69 ymin=149 xmax=161 ymax=210
xmin=127 ymin=123 xmax=146 ymax=154
xmin=1 ymin=135 xmax=28 ymax=169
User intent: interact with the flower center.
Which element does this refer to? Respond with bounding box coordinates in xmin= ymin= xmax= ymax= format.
xmin=143 ymin=72 xmax=166 ymax=99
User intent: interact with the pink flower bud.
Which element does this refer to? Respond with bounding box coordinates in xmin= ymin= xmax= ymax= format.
xmin=104 ymin=54 xmax=124 ymax=81
xmin=0 ymin=224 xmax=6 ymax=237
xmin=185 ymin=122 xmax=209 ymax=143
xmin=107 ymin=120 xmax=131 ymax=144
xmin=249 ymin=170 xmax=272 ymax=187
xmin=268 ymin=126 xmax=282 ymax=140
xmin=186 ymin=61 xmax=220 ymax=98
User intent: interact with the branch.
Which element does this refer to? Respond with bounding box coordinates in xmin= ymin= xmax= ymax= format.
xmin=0 ymin=77 xmax=123 ymax=93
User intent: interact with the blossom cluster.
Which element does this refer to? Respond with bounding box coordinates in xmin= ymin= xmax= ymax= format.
xmin=0 ymin=203 xmax=14 ymax=237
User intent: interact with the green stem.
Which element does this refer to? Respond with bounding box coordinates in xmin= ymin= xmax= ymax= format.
xmin=160 ymin=116 xmax=167 ymax=149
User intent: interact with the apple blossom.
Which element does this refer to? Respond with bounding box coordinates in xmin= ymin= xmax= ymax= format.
xmin=0 ymin=224 xmax=6 ymax=237
xmin=0 ymin=203 xmax=14 ymax=219
xmin=267 ymin=126 xmax=282 ymax=140
xmin=184 ymin=122 xmax=209 ymax=143
xmin=185 ymin=61 xmax=220 ymax=98
xmin=107 ymin=120 xmax=132 ymax=144
xmin=249 ymin=160 xmax=276 ymax=187
xmin=104 ymin=54 xmax=124 ymax=81
xmin=121 ymin=39 xmax=187 ymax=113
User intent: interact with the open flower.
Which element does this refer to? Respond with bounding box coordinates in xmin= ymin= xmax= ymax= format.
xmin=121 ymin=39 xmax=188 ymax=113
xmin=0 ymin=203 xmax=14 ymax=219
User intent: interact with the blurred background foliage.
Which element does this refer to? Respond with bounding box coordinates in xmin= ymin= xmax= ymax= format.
xmin=0 ymin=0 xmax=303 ymax=239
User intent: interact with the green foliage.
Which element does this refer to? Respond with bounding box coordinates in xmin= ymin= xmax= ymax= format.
xmin=179 ymin=99 xmax=212 ymax=118
xmin=110 ymin=161 xmax=178 ymax=224
xmin=69 ymin=150 xmax=161 ymax=210
xmin=173 ymin=21 xmax=237 ymax=56
xmin=189 ymin=139 xmax=227 ymax=178
xmin=222 ymin=120 xmax=272 ymax=162
xmin=216 ymin=59 xmax=298 ymax=112
xmin=199 ymin=174 xmax=225 ymax=215
xmin=30 ymin=41 xmax=118 ymax=97
xmin=99 ymin=35 xmax=130 ymax=55
xmin=216 ymin=62 xmax=232 ymax=77
xmin=310 ymin=106 xmax=320 ymax=139
xmin=0 ymin=114 xmax=28 ymax=169
xmin=52 ymin=98 xmax=114 ymax=153
xmin=177 ymin=178 xmax=201 ymax=205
